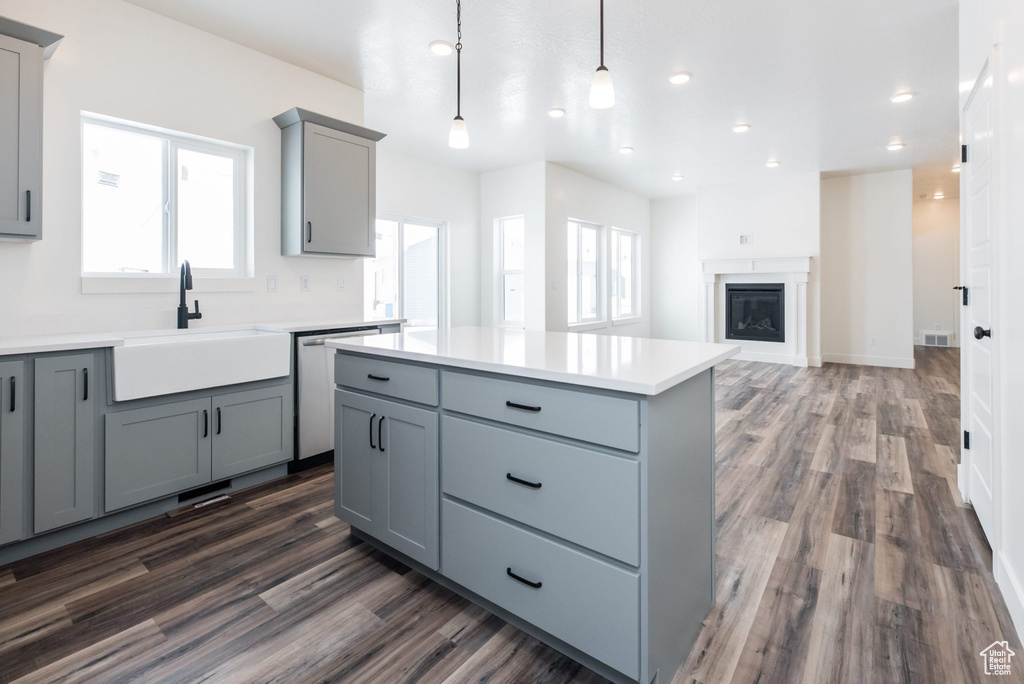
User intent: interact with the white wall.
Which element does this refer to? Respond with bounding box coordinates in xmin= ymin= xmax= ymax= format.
xmin=960 ymin=0 xmax=1024 ymax=637
xmin=544 ymin=163 xmax=651 ymax=337
xmin=696 ymin=172 xmax=822 ymax=362
xmin=376 ymin=147 xmax=481 ymax=327
xmin=650 ymin=196 xmax=700 ymax=341
xmin=912 ymin=198 xmax=960 ymax=345
xmin=820 ymin=171 xmax=915 ymax=368
xmin=479 ymin=162 xmax=546 ymax=330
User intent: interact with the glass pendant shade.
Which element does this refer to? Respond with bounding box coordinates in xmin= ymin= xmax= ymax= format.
xmin=589 ymin=66 xmax=615 ymax=109
xmin=448 ymin=115 xmax=469 ymax=149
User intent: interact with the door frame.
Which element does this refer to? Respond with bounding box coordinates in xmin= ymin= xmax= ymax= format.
xmin=958 ymin=56 xmax=1002 ymax=556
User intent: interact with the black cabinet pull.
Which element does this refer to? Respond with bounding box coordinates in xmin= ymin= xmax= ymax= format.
xmin=369 ymin=413 xmax=377 ymax=449
xmin=9 ymin=377 xmax=14 ymax=413
xmin=378 ymin=416 xmax=385 ymax=452
xmin=506 ymin=473 xmax=542 ymax=489
xmin=203 ymin=410 xmax=208 ymax=438
xmin=506 ymin=400 xmax=541 ymax=413
xmin=25 ymin=190 xmax=31 ymax=222
xmin=83 ymin=368 xmax=88 ymax=401
xmin=216 ymin=407 xmax=222 ymax=434
xmin=974 ymin=326 xmax=991 ymax=340
xmin=506 ymin=567 xmax=542 ymax=589
xmin=367 ymin=374 xmax=390 ymax=382
xmin=306 ymin=221 xmax=312 ymax=243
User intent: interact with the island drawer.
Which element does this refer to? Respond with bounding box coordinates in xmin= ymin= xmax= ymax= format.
xmin=440 ymin=371 xmax=639 ymax=452
xmin=335 ymin=354 xmax=438 ymax=406
xmin=442 ymin=416 xmax=639 ymax=565
xmin=442 ymin=499 xmax=640 ymax=679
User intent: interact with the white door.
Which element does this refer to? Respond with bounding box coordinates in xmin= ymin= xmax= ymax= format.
xmin=962 ymin=66 xmax=999 ymax=541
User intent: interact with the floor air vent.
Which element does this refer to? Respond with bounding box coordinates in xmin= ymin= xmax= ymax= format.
xmin=922 ymin=331 xmax=952 ymax=347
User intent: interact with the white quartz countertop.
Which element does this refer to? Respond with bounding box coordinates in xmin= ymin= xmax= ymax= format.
xmin=0 ymin=319 xmax=404 ymax=356
xmin=326 ymin=326 xmax=739 ymax=396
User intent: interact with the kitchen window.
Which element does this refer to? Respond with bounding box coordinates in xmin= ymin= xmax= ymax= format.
xmin=498 ymin=215 xmax=525 ymax=325
xmin=611 ymin=228 xmax=640 ymax=322
xmin=364 ymin=215 xmax=446 ymax=329
xmin=81 ymin=115 xmax=250 ymax=278
xmin=567 ymin=219 xmax=603 ymax=326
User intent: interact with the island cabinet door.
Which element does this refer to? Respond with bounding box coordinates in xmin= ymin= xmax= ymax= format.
xmin=0 ymin=361 xmax=25 ymax=547
xmin=334 ymin=390 xmax=381 ymax=535
xmin=376 ymin=399 xmax=438 ymax=570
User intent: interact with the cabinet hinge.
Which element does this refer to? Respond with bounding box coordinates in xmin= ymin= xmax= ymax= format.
xmin=962 ymin=145 xmax=969 ymax=163
xmin=964 ymin=430 xmax=971 ymax=450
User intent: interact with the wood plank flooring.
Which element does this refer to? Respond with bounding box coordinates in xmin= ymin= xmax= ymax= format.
xmin=0 ymin=347 xmax=1020 ymax=683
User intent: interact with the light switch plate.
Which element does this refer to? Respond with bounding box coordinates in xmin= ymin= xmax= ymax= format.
xmin=300 ymin=275 xmax=311 ymax=292
xmin=337 ymin=277 xmax=346 ymax=291
xmin=267 ymin=276 xmax=278 ymax=293
xmin=739 ymin=235 xmax=753 ymax=245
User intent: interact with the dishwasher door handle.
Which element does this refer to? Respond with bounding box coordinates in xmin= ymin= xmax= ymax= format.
xmin=301 ymin=338 xmax=327 ymax=347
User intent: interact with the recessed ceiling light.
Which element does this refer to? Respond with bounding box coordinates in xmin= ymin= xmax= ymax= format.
xmin=429 ymin=40 xmax=454 ymax=56
xmin=890 ymin=91 xmax=916 ymax=103
xmin=732 ymin=123 xmax=751 ymax=133
xmin=886 ymin=141 xmax=905 ymax=151
xmin=766 ymin=159 xmax=780 ymax=168
xmin=672 ymin=173 xmax=684 ymax=181
xmin=952 ymin=165 xmax=961 ymax=173
xmin=619 ymin=146 xmax=634 ymax=154
xmin=548 ymin=108 xmax=566 ymax=118
xmin=669 ymin=71 xmax=692 ymax=85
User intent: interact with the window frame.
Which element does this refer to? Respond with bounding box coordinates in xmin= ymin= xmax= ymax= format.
xmin=610 ymin=227 xmax=641 ymax=325
xmin=366 ymin=214 xmax=448 ymax=330
xmin=497 ymin=215 xmax=526 ymax=327
xmin=80 ymin=113 xmax=251 ymax=281
xmin=567 ymin=218 xmax=606 ymax=330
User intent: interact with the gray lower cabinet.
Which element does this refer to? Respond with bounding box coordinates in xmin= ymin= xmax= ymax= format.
xmin=0 ymin=360 xmax=26 ymax=546
xmin=334 ymin=389 xmax=438 ymax=569
xmin=105 ymin=398 xmax=212 ymax=512
xmin=211 ymin=386 xmax=291 ymax=481
xmin=34 ymin=354 xmax=96 ymax=533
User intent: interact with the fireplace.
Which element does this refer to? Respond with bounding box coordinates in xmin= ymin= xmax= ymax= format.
xmin=726 ymin=284 xmax=785 ymax=343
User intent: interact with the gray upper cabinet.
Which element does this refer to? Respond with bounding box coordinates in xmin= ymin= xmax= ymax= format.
xmin=105 ymin=397 xmax=212 ymax=512
xmin=274 ymin=108 xmax=385 ymax=257
xmin=34 ymin=353 xmax=96 ymax=533
xmin=211 ymin=385 xmax=291 ymax=481
xmin=0 ymin=360 xmax=25 ymax=546
xmin=0 ymin=18 xmax=62 ymax=241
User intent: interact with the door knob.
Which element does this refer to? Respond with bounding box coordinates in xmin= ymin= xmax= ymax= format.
xmin=974 ymin=326 xmax=991 ymax=340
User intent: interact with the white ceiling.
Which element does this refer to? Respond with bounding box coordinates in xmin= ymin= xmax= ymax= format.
xmin=124 ymin=0 xmax=960 ymax=199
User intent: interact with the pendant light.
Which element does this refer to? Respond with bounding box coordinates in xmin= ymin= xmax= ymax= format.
xmin=448 ymin=0 xmax=469 ymax=148
xmin=589 ymin=0 xmax=614 ymax=109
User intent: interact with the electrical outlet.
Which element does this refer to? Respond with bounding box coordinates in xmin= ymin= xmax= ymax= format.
xmin=300 ymin=275 xmax=311 ymax=292
xmin=267 ymin=276 xmax=278 ymax=293
xmin=337 ymin=277 xmax=346 ymax=291
xmin=740 ymin=234 xmax=753 ymax=245
xmin=870 ymin=336 xmax=878 ymax=346
xmin=935 ymin=324 xmax=941 ymax=330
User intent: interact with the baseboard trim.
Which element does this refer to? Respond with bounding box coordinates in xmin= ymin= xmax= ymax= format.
xmin=996 ymin=552 xmax=1024 ymax=642
xmin=821 ymin=353 xmax=915 ymax=369
xmin=808 ymin=356 xmax=823 ymax=368
xmin=733 ymin=351 xmax=802 ymax=366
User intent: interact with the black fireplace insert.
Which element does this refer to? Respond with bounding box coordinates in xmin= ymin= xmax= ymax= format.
xmin=726 ymin=284 xmax=785 ymax=343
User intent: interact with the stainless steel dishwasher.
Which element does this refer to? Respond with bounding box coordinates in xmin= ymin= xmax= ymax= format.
xmin=295 ymin=326 xmax=382 ymax=464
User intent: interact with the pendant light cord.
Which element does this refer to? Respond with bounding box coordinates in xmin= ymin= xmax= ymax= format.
xmin=456 ymin=0 xmax=462 ymax=117
xmin=599 ymin=0 xmax=604 ymax=68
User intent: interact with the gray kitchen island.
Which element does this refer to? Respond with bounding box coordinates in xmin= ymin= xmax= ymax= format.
xmin=326 ymin=327 xmax=738 ymax=684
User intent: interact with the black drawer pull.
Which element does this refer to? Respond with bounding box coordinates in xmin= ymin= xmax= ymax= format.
xmin=505 ymin=401 xmax=541 ymax=413
xmin=217 ymin=407 xmax=222 ymax=434
xmin=506 ymin=567 xmax=542 ymax=589
xmin=378 ymin=415 xmax=385 ymax=452
xmin=9 ymin=377 xmax=14 ymax=413
xmin=203 ymin=410 xmax=208 ymax=438
xmin=25 ymin=190 xmax=31 ymax=222
xmin=506 ymin=473 xmax=542 ymax=489
xmin=369 ymin=413 xmax=377 ymax=449
xmin=83 ymin=368 xmax=89 ymax=401
xmin=306 ymin=221 xmax=312 ymax=243
xmin=367 ymin=374 xmax=390 ymax=382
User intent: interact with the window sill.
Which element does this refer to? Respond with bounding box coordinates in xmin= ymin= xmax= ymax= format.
xmin=81 ymin=276 xmax=256 ymax=295
xmin=568 ymin=320 xmax=608 ymax=333
xmin=612 ymin=316 xmax=643 ymax=327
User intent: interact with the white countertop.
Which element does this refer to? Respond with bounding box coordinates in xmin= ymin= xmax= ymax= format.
xmin=326 ymin=327 xmax=739 ymax=395
xmin=0 ymin=319 xmax=404 ymax=356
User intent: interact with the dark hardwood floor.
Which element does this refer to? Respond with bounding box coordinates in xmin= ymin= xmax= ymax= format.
xmin=0 ymin=347 xmax=1020 ymax=683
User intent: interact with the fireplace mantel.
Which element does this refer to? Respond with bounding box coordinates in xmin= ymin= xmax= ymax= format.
xmin=701 ymin=257 xmax=812 ymax=367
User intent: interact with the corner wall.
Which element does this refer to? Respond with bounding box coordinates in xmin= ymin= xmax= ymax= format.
xmin=650 ymin=196 xmax=700 ymax=341
xmin=912 ymin=197 xmax=960 ymax=345
xmin=820 ymin=171 xmax=915 ymax=368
